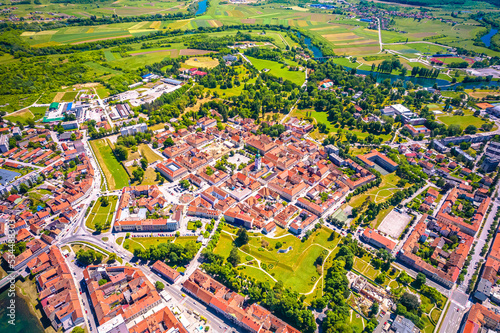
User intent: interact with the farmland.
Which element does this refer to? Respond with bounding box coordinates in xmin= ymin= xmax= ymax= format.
xmin=4 ymin=107 xmax=46 ymax=124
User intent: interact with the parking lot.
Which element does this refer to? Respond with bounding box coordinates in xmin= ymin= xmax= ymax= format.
xmin=377 ymin=209 xmax=412 ymax=239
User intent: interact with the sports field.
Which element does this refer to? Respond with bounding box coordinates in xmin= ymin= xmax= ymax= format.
xmin=182 ymin=57 xmax=219 ymax=69
xmin=85 ymin=196 xmax=118 ymax=231
xmin=90 ymin=139 xmax=130 ymax=190
xmin=437 ymin=110 xmax=493 ymax=130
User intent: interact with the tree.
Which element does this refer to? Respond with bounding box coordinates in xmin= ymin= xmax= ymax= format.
xmin=76 ymin=249 xmax=96 ymax=265
xmin=205 ymin=166 xmax=214 ymax=176
xmin=415 ymin=272 xmax=426 ymax=289
xmin=114 ymin=146 xmax=128 ymax=161
xmin=140 ymin=158 xmax=148 ymax=170
xmin=369 ymin=301 xmax=379 ymax=317
xmin=400 ymin=292 xmax=420 ymax=311
xmin=275 ymin=242 xmax=283 ymax=249
xmin=180 ymin=179 xmax=190 ymax=189
xmin=235 ymin=228 xmax=249 ymax=246
xmin=465 ymin=125 xmax=477 ymax=134
xmin=398 ymin=271 xmax=412 ymax=286
xmin=98 ymin=279 xmax=107 ymax=286
xmin=227 ymin=247 xmax=241 ymax=267
xmin=71 ymin=327 xmax=85 ymax=333
xmin=164 ymin=137 xmax=175 ymax=147
xmin=19 ymin=183 xmax=29 ymax=194
xmin=133 ymin=168 xmax=144 ymax=182
xmin=155 ymin=281 xmax=165 ymax=290
xmin=101 ymin=196 xmax=109 ymax=207
xmin=108 ymin=253 xmax=117 ymax=263
xmin=375 ymin=273 xmax=386 ymax=284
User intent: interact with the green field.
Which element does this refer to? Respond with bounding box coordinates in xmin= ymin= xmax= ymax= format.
xmin=290 ymin=108 xmax=391 ymax=142
xmin=437 ymin=111 xmax=492 ymax=130
xmin=90 ymin=139 xmax=130 ymax=190
xmin=4 ymin=107 xmax=46 ymax=124
xmin=216 ymin=226 xmax=340 ymax=294
xmin=85 ymin=196 xmax=118 ymax=231
xmin=246 ymin=56 xmax=305 ymax=86
xmin=139 ymin=144 xmax=162 ymax=163
xmin=123 ymin=236 xmax=199 ymax=253
xmin=349 ymin=173 xmax=404 ymax=208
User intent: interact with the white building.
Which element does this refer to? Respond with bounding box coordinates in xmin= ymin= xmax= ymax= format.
xmin=120 ymin=123 xmax=148 ymax=136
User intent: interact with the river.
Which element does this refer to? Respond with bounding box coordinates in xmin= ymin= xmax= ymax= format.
xmin=345 ymin=66 xmax=500 ymax=89
xmin=481 ymin=28 xmax=498 ymax=47
xmin=296 ymin=32 xmax=324 ymax=58
xmin=0 ymin=286 xmax=44 ymax=333
xmin=196 ymin=0 xmax=207 ymax=15
xmin=296 ymin=32 xmax=498 ymax=89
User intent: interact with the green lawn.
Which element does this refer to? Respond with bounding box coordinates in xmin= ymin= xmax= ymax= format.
xmin=246 ymin=56 xmax=305 ymax=86
xmin=123 ymin=236 xmax=198 ymax=253
xmin=437 ymin=112 xmax=490 ymax=130
xmin=214 ymin=233 xmax=236 ymax=258
xmin=290 ymin=108 xmax=391 ymax=142
xmin=349 ymin=173 xmax=403 ymax=208
xmin=85 ymin=196 xmax=118 ymax=231
xmin=4 ymin=106 xmax=47 ymax=124
xmin=139 ymin=144 xmax=162 ymax=163
xmin=217 ymin=226 xmax=340 ymax=294
xmin=90 ymin=139 xmax=130 ymax=190
xmin=61 ymin=91 xmax=78 ymax=102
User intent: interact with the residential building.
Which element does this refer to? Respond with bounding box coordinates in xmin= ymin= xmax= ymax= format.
xmin=357 ymin=149 xmax=398 ymax=172
xmin=182 ymin=269 xmax=301 ymax=333
xmin=120 ymin=123 xmax=148 ymax=136
xmin=156 ymin=159 xmax=188 ymax=182
xmin=361 ymin=228 xmax=396 ymax=252
xmin=151 ymin=260 xmax=181 ymax=284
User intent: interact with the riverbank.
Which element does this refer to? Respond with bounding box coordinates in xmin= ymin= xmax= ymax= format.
xmin=15 ymin=275 xmax=54 ymax=333
xmin=0 ymin=266 xmax=52 ymax=333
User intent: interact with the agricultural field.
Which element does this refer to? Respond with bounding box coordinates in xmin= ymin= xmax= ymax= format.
xmin=85 ymin=196 xmax=118 ymax=231
xmin=7 ymin=0 xmax=186 ymax=21
xmin=3 ymin=107 xmax=46 ymax=124
xmin=90 ymin=139 xmax=130 ymax=190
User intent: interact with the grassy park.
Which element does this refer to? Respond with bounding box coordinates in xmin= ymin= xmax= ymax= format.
xmin=217 ymin=225 xmax=340 ymax=294
xmin=90 ymin=139 xmax=130 ymax=190
xmin=123 ymin=236 xmax=199 ymax=253
xmin=85 ymin=196 xmax=118 ymax=232
xmin=246 ymin=56 xmax=305 ymax=86
xmin=348 ymin=173 xmax=404 ymax=208
xmin=437 ymin=109 xmax=493 ymax=130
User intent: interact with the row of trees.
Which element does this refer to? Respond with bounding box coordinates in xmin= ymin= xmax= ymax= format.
xmin=133 ymin=241 xmax=200 ymax=266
